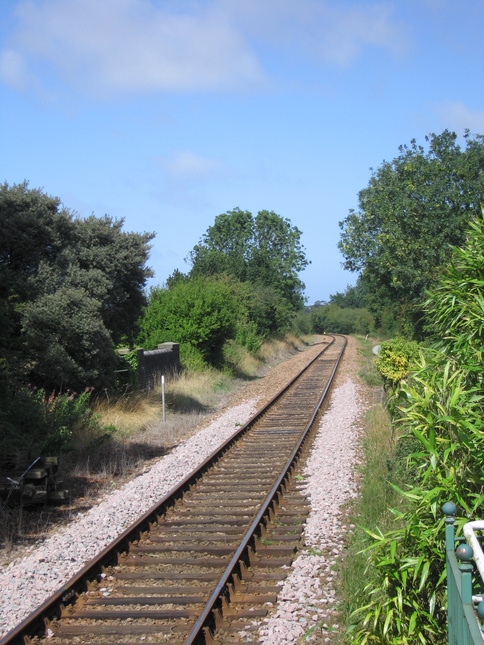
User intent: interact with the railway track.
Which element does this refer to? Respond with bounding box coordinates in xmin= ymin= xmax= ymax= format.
xmin=1 ymin=334 xmax=347 ymax=645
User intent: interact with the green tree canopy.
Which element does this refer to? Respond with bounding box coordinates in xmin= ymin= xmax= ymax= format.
xmin=329 ymin=277 xmax=369 ymax=309
xmin=309 ymin=303 xmax=374 ymax=336
xmin=138 ymin=275 xmax=241 ymax=366
xmin=0 ymin=182 xmax=154 ymax=390
xmin=188 ymin=207 xmax=309 ymax=311
xmin=188 ymin=208 xmax=254 ymax=282
xmin=338 ymin=130 xmax=484 ymax=334
xmin=21 ymin=287 xmax=117 ymax=389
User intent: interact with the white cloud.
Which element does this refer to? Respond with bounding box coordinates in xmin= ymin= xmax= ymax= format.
xmin=1 ymin=0 xmax=407 ymax=98
xmin=157 ymin=150 xmax=224 ymax=182
xmin=3 ymin=0 xmax=265 ymax=96
xmin=437 ymin=100 xmax=484 ymax=134
xmin=226 ymin=0 xmax=407 ymax=67
xmin=316 ymin=3 xmax=407 ymax=66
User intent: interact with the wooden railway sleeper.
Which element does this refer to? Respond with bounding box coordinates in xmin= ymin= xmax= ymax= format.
xmin=226 ymin=582 xmax=277 ymax=605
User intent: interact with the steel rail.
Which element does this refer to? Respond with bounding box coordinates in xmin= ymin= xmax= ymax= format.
xmin=185 ymin=335 xmax=347 ymax=644
xmin=0 ymin=336 xmax=338 ymax=645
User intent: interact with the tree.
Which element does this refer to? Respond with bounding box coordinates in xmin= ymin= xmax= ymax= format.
xmin=249 ymin=210 xmax=309 ymax=310
xmin=21 ymin=287 xmax=117 ymax=390
xmin=1 ymin=183 xmax=70 ymax=348
xmin=309 ymin=303 xmax=374 ymax=335
xmin=138 ymin=275 xmax=242 ymax=367
xmin=329 ymin=277 xmax=368 ymax=309
xmin=0 ymin=182 xmax=154 ymax=390
xmin=338 ymin=130 xmax=484 ymax=334
xmin=188 ymin=207 xmax=309 ymax=314
xmin=242 ymin=282 xmax=294 ymax=336
xmin=188 ymin=208 xmax=254 ymax=282
xmin=62 ymin=214 xmax=154 ymax=345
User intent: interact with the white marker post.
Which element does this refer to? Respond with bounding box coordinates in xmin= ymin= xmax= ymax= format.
xmin=161 ymin=375 xmax=166 ymax=423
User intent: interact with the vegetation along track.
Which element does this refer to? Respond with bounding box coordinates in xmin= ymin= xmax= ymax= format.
xmin=2 ymin=335 xmax=347 ymax=645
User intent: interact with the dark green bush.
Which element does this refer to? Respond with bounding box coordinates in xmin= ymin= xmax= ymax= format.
xmin=138 ymin=275 xmax=241 ymax=366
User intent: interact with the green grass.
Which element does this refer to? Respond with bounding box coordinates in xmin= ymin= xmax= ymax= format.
xmin=335 ymin=403 xmax=399 ymax=642
xmin=355 ymin=335 xmax=383 ymax=388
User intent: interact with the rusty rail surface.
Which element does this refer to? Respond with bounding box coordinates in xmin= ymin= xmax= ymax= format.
xmin=1 ymin=335 xmax=347 ymax=645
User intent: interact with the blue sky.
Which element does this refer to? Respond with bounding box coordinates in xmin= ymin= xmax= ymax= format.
xmin=1 ymin=0 xmax=483 ymax=304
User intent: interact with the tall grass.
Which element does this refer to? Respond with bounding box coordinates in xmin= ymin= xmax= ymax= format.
xmin=332 ymin=337 xmax=406 ymax=642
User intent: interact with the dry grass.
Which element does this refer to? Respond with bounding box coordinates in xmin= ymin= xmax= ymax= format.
xmin=68 ymin=334 xmax=316 ymax=475
xmin=94 ymin=388 xmax=167 ymax=439
xmin=257 ymin=334 xmax=311 ymax=364
xmin=93 ymin=334 xmax=315 ymax=447
xmin=165 ymin=369 xmax=233 ymax=412
xmin=233 ymin=349 xmax=261 ymax=376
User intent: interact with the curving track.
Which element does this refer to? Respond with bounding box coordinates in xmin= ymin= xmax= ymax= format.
xmin=1 ymin=335 xmax=346 ymax=645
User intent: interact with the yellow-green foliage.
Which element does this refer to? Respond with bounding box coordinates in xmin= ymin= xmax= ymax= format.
xmin=374 ymin=336 xmax=419 ymax=388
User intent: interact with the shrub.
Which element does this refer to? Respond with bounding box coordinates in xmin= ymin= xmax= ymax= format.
xmin=0 ymin=385 xmax=102 ymax=455
xmin=374 ymin=336 xmax=420 ymax=389
xmin=179 ymin=343 xmax=207 ymax=372
xmin=349 ymin=352 xmax=484 ymax=644
xmin=138 ymin=276 xmax=240 ymax=365
xmin=291 ymin=309 xmax=312 ymax=335
xmin=235 ymin=319 xmax=263 ymax=353
xmin=310 ymin=303 xmax=375 ymax=335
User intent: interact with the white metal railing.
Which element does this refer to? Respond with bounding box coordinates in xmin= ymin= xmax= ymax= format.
xmin=443 ymin=503 xmax=484 ymax=643
xmin=464 ymin=521 xmax=484 ymax=606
